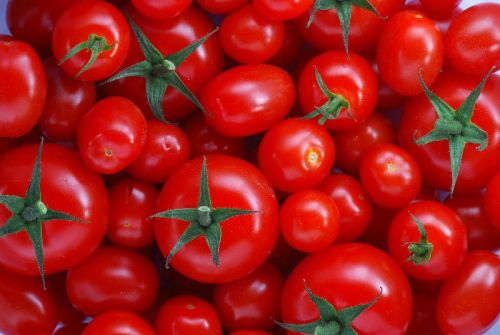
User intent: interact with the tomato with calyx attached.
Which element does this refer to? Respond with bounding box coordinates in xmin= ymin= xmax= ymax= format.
xmin=82 ymin=311 xmax=155 ymax=335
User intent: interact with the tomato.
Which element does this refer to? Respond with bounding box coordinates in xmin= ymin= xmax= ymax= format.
xmin=202 ymin=64 xmax=295 ymax=137
xmin=66 ymin=246 xmax=159 ymax=316
xmin=436 ymin=250 xmax=500 ymax=335
xmin=485 ymin=172 xmax=500 ymax=230
xmin=38 ymin=58 xmax=96 ymax=142
xmin=53 ymin=324 xmax=87 ymax=335
xmin=126 ymin=120 xmax=190 ymax=183
xmin=229 ymin=332 xmax=273 ymax=335
xmin=77 ymin=96 xmax=147 ymax=175
xmin=366 ymin=53 xmax=405 ymax=110
xmin=253 ymin=0 xmax=313 ymax=20
xmin=107 ymin=178 xmax=159 ymax=249
xmin=419 ymin=0 xmax=461 ymax=19
xmin=298 ymin=51 xmax=377 ymax=131
xmin=360 ymin=144 xmax=422 ymax=209
xmin=388 ymin=201 xmax=467 ymax=281
xmin=0 ymin=40 xmax=47 ymax=138
xmin=196 ymin=0 xmax=249 ymax=14
xmin=48 ymin=272 xmax=85 ymax=327
xmin=0 ymin=268 xmax=58 ymax=335
xmin=131 ymin=0 xmax=193 ymax=19
xmin=445 ymin=3 xmax=500 ymax=76
xmin=155 ymin=295 xmax=222 ymax=335
xmin=407 ymin=292 xmax=442 ymax=335
xmin=280 ymin=190 xmax=339 ymax=253
xmin=377 ymin=10 xmax=444 ymax=96
xmin=280 ymin=243 xmax=412 ymax=335
xmin=269 ymin=22 xmax=304 ymax=68
xmin=268 ymin=232 xmax=305 ymax=274
xmin=405 ymin=0 xmax=461 ymax=34
xmin=82 ymin=311 xmax=155 ymax=335
xmin=317 ymin=174 xmax=373 ymax=242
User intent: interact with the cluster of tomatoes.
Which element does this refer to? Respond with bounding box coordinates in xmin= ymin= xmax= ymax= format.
xmin=0 ymin=0 xmax=499 ymax=334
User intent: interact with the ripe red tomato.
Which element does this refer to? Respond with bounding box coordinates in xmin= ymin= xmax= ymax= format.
xmin=406 ymin=292 xmax=442 ymax=335
xmin=269 ymin=22 xmax=304 ymax=68
xmin=0 ymin=40 xmax=47 ymax=138
xmin=196 ymin=0 xmax=249 ymax=14
xmin=202 ymin=64 xmax=295 ymax=137
xmin=419 ymin=0 xmax=461 ymax=19
xmin=485 ymin=172 xmax=500 ymax=230
xmin=229 ymin=332 xmax=273 ymax=335
xmin=405 ymin=0 xmax=462 ymax=34
xmin=82 ymin=311 xmax=155 ymax=335
xmin=253 ymin=0 xmax=314 ymax=20
xmin=77 ymin=96 xmax=147 ymax=175
xmin=377 ymin=10 xmax=444 ymax=96
xmin=366 ymin=53 xmax=405 ymax=110
xmin=131 ymin=0 xmax=193 ymax=19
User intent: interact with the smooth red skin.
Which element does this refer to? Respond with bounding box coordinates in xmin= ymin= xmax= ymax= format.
xmin=317 ymin=174 xmax=373 ymax=242
xmin=407 ymin=292 xmax=442 ymax=335
xmin=77 ymin=96 xmax=147 ymax=175
xmin=0 ymin=40 xmax=47 ymax=138
xmin=0 ymin=143 xmax=108 ymax=275
xmin=0 ymin=268 xmax=58 ymax=335
xmin=52 ymin=0 xmax=130 ymax=81
xmin=213 ymin=263 xmax=284 ymax=331
xmin=6 ymin=0 xmax=77 ymax=58
xmin=294 ymin=0 xmax=405 ymax=52
xmin=229 ymin=332 xmax=273 ymax=335
xmin=399 ymin=72 xmax=500 ymax=193
xmin=48 ymin=272 xmax=85 ymax=326
xmin=182 ymin=111 xmax=246 ymax=158
xmin=444 ymin=193 xmax=500 ymax=252
xmin=485 ymin=172 xmax=500 ymax=230
xmin=377 ymin=10 xmax=444 ymax=96
xmin=388 ymin=201 xmax=467 ymax=281
xmin=420 ymin=0 xmax=461 ymax=19
xmin=253 ymin=0 xmax=314 ymax=20
xmin=39 ymin=58 xmax=96 ymax=142
xmin=202 ymin=64 xmax=295 ymax=137
xmin=367 ymin=54 xmax=405 ymax=111
xmin=405 ymin=0 xmax=461 ymax=34
xmin=333 ymin=113 xmax=397 ymax=175
xmin=83 ymin=311 xmax=155 ymax=335
xmin=258 ymin=118 xmax=335 ymax=193
xmin=155 ymin=155 xmax=279 ymax=283
xmin=360 ymin=144 xmax=422 ymax=209
xmin=155 ymin=295 xmax=222 ymax=335
xmin=196 ymin=0 xmax=249 ymax=14
xmin=53 ymin=324 xmax=87 ymax=335
xmin=100 ymin=5 xmax=224 ymax=122
xmin=280 ymin=190 xmax=340 ymax=253
xmin=269 ymin=22 xmax=304 ymax=68
xmin=66 ymin=246 xmax=159 ymax=316
xmin=131 ymin=0 xmax=193 ymax=19
xmin=446 ymin=3 xmax=500 ymax=76
xmin=127 ymin=120 xmax=190 ymax=183
xmin=437 ymin=251 xmax=500 ymax=335
xmin=298 ymin=51 xmax=378 ymax=131
xmin=107 ymin=178 xmax=159 ymax=249
xmin=281 ymin=243 xmax=412 ymax=335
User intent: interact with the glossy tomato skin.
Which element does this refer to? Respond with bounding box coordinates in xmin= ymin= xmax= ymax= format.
xmin=436 ymin=251 xmax=500 ymax=335
xmin=400 ymin=72 xmax=500 ymax=193
xmin=0 ymin=268 xmax=58 ymax=335
xmin=39 ymin=58 xmax=96 ymax=142
xmin=253 ymin=0 xmax=313 ymax=20
xmin=298 ymin=51 xmax=378 ymax=131
xmin=485 ymin=172 xmax=500 ymax=230
xmin=420 ymin=0 xmax=461 ymax=19
xmin=131 ymin=0 xmax=193 ymax=19
xmin=127 ymin=120 xmax=190 ymax=183
xmin=0 ymin=40 xmax=47 ymax=138
xmin=281 ymin=243 xmax=412 ymax=335
xmin=258 ymin=118 xmax=335 ymax=193
xmin=367 ymin=53 xmax=405 ymax=110
xmin=213 ymin=263 xmax=284 ymax=331
xmin=406 ymin=292 xmax=442 ymax=335
xmin=202 ymin=64 xmax=295 ymax=137
xmin=196 ymin=0 xmax=249 ymax=14
xmin=66 ymin=246 xmax=159 ymax=316
xmin=156 ymin=295 xmax=222 ymax=335
xmin=445 ymin=3 xmax=500 ymax=76
xmin=0 ymin=143 xmax=108 ymax=275
xmin=155 ymin=155 xmax=279 ymax=283
xmin=377 ymin=10 xmax=444 ymax=96
xmin=388 ymin=201 xmax=467 ymax=281
xmin=77 ymin=96 xmax=147 ymax=175
xmin=82 ymin=311 xmax=155 ymax=335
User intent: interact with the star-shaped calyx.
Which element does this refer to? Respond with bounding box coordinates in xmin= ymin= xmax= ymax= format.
xmin=150 ymin=157 xmax=258 ymax=267
xmin=0 ymin=139 xmax=82 ymax=288
xmin=414 ymin=67 xmax=495 ymax=194
xmin=276 ymin=281 xmax=382 ymax=335
xmin=306 ymin=0 xmax=382 ymax=53
xmin=100 ymin=13 xmax=217 ymax=123
xmin=405 ymin=212 xmax=433 ymax=265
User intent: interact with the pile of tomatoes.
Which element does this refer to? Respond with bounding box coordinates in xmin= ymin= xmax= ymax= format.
xmin=0 ymin=0 xmax=499 ymax=334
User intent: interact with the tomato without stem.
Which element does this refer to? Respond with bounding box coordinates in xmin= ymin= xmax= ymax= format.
xmin=419 ymin=0 xmax=461 ymax=19
xmin=131 ymin=0 xmax=193 ymax=20
xmin=82 ymin=311 xmax=155 ymax=335
xmin=253 ymin=0 xmax=314 ymax=21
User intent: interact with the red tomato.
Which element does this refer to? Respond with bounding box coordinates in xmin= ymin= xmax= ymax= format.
xmin=407 ymin=292 xmax=442 ymax=335
xmin=156 ymin=295 xmax=222 ymax=335
xmin=53 ymin=324 xmax=87 ymax=335
xmin=485 ymin=172 xmax=500 ymax=230
xmin=253 ymin=0 xmax=313 ymax=20
xmin=82 ymin=311 xmax=155 ymax=335
xmin=202 ymin=64 xmax=295 ymax=137
xmin=131 ymin=0 xmax=193 ymax=19
xmin=405 ymin=0 xmax=462 ymax=34
xmin=196 ymin=0 xmax=249 ymax=14
xmin=258 ymin=118 xmax=335 ymax=193
xmin=0 ymin=40 xmax=47 ymax=138
xmin=47 ymin=272 xmax=85 ymax=327
xmin=229 ymin=332 xmax=273 ymax=335
xmin=77 ymin=96 xmax=147 ymax=175
xmin=66 ymin=246 xmax=159 ymax=316
xmin=269 ymin=22 xmax=304 ymax=68
xmin=280 ymin=190 xmax=340 ymax=253
xmin=377 ymin=10 xmax=444 ymax=96
xmin=419 ymin=0 xmax=461 ymax=19
xmin=436 ymin=250 xmax=500 ymax=335
xmin=268 ymin=232 xmax=305 ymax=274
xmin=366 ymin=53 xmax=405 ymax=110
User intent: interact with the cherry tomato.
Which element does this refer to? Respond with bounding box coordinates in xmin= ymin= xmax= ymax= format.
xmin=366 ymin=53 xmax=405 ymax=110
xmin=419 ymin=0 xmax=461 ymax=19
xmin=82 ymin=311 xmax=155 ymax=335
xmin=131 ymin=0 xmax=193 ymax=20
xmin=405 ymin=0 xmax=462 ymax=34
xmin=196 ymin=0 xmax=249 ymax=14
xmin=485 ymin=172 xmax=500 ymax=230
xmin=407 ymin=292 xmax=442 ymax=335
xmin=253 ymin=0 xmax=313 ymax=21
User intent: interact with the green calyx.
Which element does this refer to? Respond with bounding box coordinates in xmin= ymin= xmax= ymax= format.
xmin=406 ymin=212 xmax=433 ymax=265
xmin=302 ymin=67 xmax=351 ymax=125
xmin=414 ymin=68 xmax=495 ymax=194
xmin=275 ymin=281 xmax=382 ymax=335
xmin=100 ymin=13 xmax=217 ymax=123
xmin=59 ymin=33 xmax=115 ymax=78
xmin=306 ymin=0 xmax=382 ymax=53
xmin=150 ymin=157 xmax=258 ymax=268
xmin=0 ymin=139 xmax=82 ymax=289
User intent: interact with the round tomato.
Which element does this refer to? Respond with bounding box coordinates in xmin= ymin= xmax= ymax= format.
xmin=131 ymin=0 xmax=193 ymax=19
xmin=253 ymin=0 xmax=313 ymax=21
xmin=366 ymin=53 xmax=405 ymax=110
xmin=485 ymin=172 xmax=500 ymax=230
xmin=82 ymin=311 xmax=155 ymax=335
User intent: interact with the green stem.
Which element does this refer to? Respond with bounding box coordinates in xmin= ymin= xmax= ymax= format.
xmin=151 ymin=60 xmax=176 ymax=78
xmin=198 ymin=206 xmax=212 ymax=227
xmin=22 ymin=201 xmax=47 ymax=222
